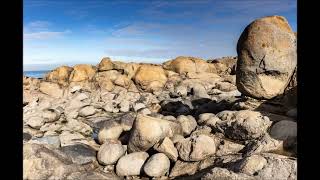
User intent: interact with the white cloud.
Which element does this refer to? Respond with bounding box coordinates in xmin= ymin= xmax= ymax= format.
xmin=24 ymin=30 xmax=71 ymax=40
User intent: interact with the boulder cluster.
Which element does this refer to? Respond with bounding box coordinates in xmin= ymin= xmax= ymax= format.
xmin=23 ymin=15 xmax=297 ymax=179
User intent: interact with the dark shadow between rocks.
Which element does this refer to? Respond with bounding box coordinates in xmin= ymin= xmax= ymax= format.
xmin=160 ymin=101 xmax=192 ymax=117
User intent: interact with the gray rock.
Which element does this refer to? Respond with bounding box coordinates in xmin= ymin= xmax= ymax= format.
xmin=169 ymin=160 xmax=199 ymax=177
xmin=116 ymin=152 xmax=149 ymax=176
xmin=233 ymin=155 xmax=267 ymax=175
xmin=60 ymin=143 xmax=97 ymax=165
xmin=97 ymin=139 xmax=126 ymax=165
xmin=270 ymin=120 xmax=297 ymax=141
xmin=286 ymin=108 xmax=297 ymax=119
xmin=143 ymin=153 xmax=170 ymax=177
xmin=29 ymin=135 xmax=61 ymax=148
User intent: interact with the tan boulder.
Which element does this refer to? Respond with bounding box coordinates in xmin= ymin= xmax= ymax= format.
xmin=128 ymin=114 xmax=182 ymax=152
xmin=236 ymin=15 xmax=297 ymax=99
xmin=133 ymin=65 xmax=167 ymax=92
xmin=163 ymin=56 xmax=212 ymax=74
xmin=69 ymin=64 xmax=96 ymax=82
xmin=44 ymin=66 xmax=73 ymax=86
xmin=97 ymin=57 xmax=114 ymax=71
xmin=39 ymin=81 xmax=64 ymax=98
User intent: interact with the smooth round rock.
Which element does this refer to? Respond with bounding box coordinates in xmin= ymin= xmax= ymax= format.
xmin=143 ymin=153 xmax=170 ymax=177
xmin=97 ymin=140 xmax=126 ymax=165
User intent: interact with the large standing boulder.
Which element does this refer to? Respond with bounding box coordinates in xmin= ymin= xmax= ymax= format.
xmin=69 ymin=64 xmax=96 ymax=82
xmin=133 ymin=65 xmax=167 ymax=92
xmin=44 ymin=66 xmax=73 ymax=86
xmin=236 ymin=15 xmax=297 ymax=99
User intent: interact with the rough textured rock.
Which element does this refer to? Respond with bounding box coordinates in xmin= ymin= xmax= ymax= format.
xmin=44 ymin=66 xmax=73 ymax=86
xmin=97 ymin=57 xmax=114 ymax=71
xmin=97 ymin=139 xmax=126 ymax=165
xmin=23 ymin=143 xmax=92 ymax=180
xmin=69 ymin=64 xmax=96 ymax=82
xmin=29 ymin=135 xmax=61 ymax=148
xmin=236 ymin=15 xmax=297 ymax=99
xmin=143 ymin=153 xmax=170 ymax=177
xmin=39 ymin=81 xmax=64 ymax=98
xmin=177 ymin=115 xmax=197 ymax=136
xmin=60 ymin=143 xmax=97 ymax=165
xmin=202 ymin=167 xmax=254 ymax=180
xmin=42 ymin=109 xmax=61 ymax=123
xmin=234 ymin=155 xmax=267 ymax=175
xmin=133 ymin=65 xmax=168 ymax=92
xmin=216 ymin=110 xmax=272 ymax=141
xmin=176 ymin=134 xmax=216 ymax=161
xmin=169 ymin=160 xmax=200 ymax=177
xmin=115 ymin=152 xmax=149 ymax=176
xmin=128 ymin=115 xmax=182 ymax=152
xmin=153 ymin=137 xmax=178 ymax=161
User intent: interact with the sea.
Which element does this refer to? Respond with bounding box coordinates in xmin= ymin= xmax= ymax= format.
xmin=23 ymin=70 xmax=50 ymax=79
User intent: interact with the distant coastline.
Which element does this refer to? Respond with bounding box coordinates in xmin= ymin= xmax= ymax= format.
xmin=23 ymin=70 xmax=50 ymax=78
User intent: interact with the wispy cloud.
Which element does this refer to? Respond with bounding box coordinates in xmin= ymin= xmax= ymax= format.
xmin=24 ymin=30 xmax=71 ymax=40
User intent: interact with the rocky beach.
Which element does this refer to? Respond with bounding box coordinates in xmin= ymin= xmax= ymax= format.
xmin=23 ymin=16 xmax=297 ymax=179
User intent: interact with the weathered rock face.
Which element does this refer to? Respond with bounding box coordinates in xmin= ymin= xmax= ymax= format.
xmin=23 ymin=143 xmax=93 ymax=180
xmin=236 ymin=15 xmax=297 ymax=99
xmin=97 ymin=57 xmax=114 ymax=71
xmin=163 ymin=56 xmax=212 ymax=74
xmin=39 ymin=82 xmax=64 ymax=98
xmin=128 ymin=115 xmax=182 ymax=152
xmin=176 ymin=134 xmax=216 ymax=161
xmin=44 ymin=66 xmax=73 ymax=86
xmin=115 ymin=152 xmax=149 ymax=176
xmin=133 ymin=65 xmax=167 ymax=92
xmin=153 ymin=137 xmax=178 ymax=161
xmin=69 ymin=64 xmax=97 ymax=82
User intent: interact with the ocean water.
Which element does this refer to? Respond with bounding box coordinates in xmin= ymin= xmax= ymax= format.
xmin=23 ymin=70 xmax=50 ymax=79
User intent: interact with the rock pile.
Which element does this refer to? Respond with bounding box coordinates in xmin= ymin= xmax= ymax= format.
xmin=23 ymin=15 xmax=297 ymax=179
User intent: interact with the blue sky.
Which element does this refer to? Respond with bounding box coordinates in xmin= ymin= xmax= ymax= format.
xmin=23 ymin=0 xmax=297 ymax=71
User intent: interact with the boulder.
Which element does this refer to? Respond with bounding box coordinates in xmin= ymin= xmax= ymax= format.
xmin=202 ymin=167 xmax=254 ymax=180
xmin=176 ymin=134 xmax=216 ymax=161
xmin=60 ymin=143 xmax=97 ymax=165
xmin=115 ymin=152 xmax=149 ymax=176
xmin=97 ymin=57 xmax=114 ymax=71
xmin=128 ymin=115 xmax=182 ymax=152
xmin=133 ymin=65 xmax=167 ymax=92
xmin=69 ymin=64 xmax=96 ymax=82
xmin=39 ymin=82 xmax=64 ymax=98
xmin=28 ymin=135 xmax=61 ymax=148
xmin=234 ymin=155 xmax=267 ymax=175
xmin=236 ymin=15 xmax=297 ymax=99
xmin=169 ymin=160 xmax=199 ymax=177
xmin=216 ymin=110 xmax=272 ymax=141
xmin=78 ymin=106 xmax=96 ymax=117
xmin=163 ymin=56 xmax=212 ymax=74
xmin=177 ymin=115 xmax=197 ymax=136
xmin=153 ymin=137 xmax=178 ymax=161
xmin=143 ymin=153 xmax=170 ymax=177
xmin=98 ymin=121 xmax=124 ymax=144
xmin=26 ymin=116 xmax=45 ymax=130
xmin=42 ymin=109 xmax=61 ymax=123
xmin=97 ymin=139 xmax=126 ymax=165
xmin=44 ymin=66 xmax=73 ymax=86
xmin=270 ymin=120 xmax=297 ymax=139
